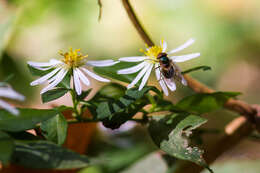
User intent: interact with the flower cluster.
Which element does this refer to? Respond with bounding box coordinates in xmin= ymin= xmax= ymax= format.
xmin=28 ymin=39 xmax=199 ymax=97
xmin=28 ymin=48 xmax=119 ymax=95
xmin=0 ymin=39 xmax=199 ymax=116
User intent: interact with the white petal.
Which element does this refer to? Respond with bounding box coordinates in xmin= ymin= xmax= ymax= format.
xmin=47 ymin=73 xmax=58 ymax=83
xmin=161 ymin=40 xmax=167 ymax=52
xmin=181 ymin=76 xmax=187 ymax=86
xmin=27 ymin=61 xmax=53 ymax=67
xmin=155 ymin=64 xmax=160 ymax=80
xmin=75 ymin=68 xmax=90 ymax=86
xmin=119 ymin=56 xmax=148 ymax=62
xmin=81 ymin=68 xmax=110 ymax=82
xmin=30 ymin=67 xmax=62 ymax=86
xmin=165 ymin=79 xmax=176 ymax=91
xmin=127 ymin=63 xmax=150 ymax=89
xmin=28 ymin=59 xmax=62 ymax=67
xmin=160 ymin=82 xmax=169 ymax=96
xmin=139 ymin=64 xmax=153 ymax=91
xmin=40 ymin=68 xmax=68 ymax=94
xmin=170 ymin=53 xmax=200 ymax=62
xmin=117 ymin=61 xmax=146 ymax=74
xmin=32 ymin=66 xmax=54 ymax=71
xmin=86 ymin=60 xmax=119 ymax=67
xmin=0 ymin=99 xmax=19 ymax=115
xmin=73 ymin=69 xmax=82 ymax=95
xmin=0 ymin=87 xmax=25 ymax=101
xmin=168 ymin=38 xmax=195 ymax=54
xmin=155 ymin=66 xmax=168 ymax=96
xmin=154 ymin=63 xmax=161 ymax=80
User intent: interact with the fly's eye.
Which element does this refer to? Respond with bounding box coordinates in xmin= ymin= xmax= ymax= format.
xmin=160 ymin=56 xmax=169 ymax=64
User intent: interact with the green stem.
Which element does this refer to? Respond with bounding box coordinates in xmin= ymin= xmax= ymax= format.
xmin=70 ymin=90 xmax=81 ymax=121
xmin=67 ymin=118 xmax=99 ymax=124
xmin=146 ymin=94 xmax=156 ymax=112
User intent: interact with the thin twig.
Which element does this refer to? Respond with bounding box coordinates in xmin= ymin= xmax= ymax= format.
xmin=121 ymin=0 xmax=154 ymax=47
xmin=97 ymin=0 xmax=103 ymax=21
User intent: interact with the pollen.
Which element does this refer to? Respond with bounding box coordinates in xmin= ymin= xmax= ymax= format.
xmin=59 ymin=48 xmax=88 ymax=68
xmin=140 ymin=44 xmax=163 ymax=63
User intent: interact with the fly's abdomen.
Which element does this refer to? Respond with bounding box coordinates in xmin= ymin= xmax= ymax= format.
xmin=162 ymin=66 xmax=174 ymax=79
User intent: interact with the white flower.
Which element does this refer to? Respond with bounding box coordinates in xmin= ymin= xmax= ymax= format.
xmin=117 ymin=39 xmax=200 ymax=96
xmin=28 ymin=48 xmax=119 ymax=95
xmin=0 ymin=84 xmax=25 ymax=115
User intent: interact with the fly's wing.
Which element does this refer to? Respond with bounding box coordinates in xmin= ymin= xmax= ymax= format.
xmin=172 ymin=62 xmax=187 ymax=86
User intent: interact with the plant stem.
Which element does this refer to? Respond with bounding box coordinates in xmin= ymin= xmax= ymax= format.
xmin=70 ymin=90 xmax=81 ymax=121
xmin=121 ymin=0 xmax=154 ymax=47
xmin=67 ymin=118 xmax=98 ymax=124
xmin=146 ymin=94 xmax=156 ymax=112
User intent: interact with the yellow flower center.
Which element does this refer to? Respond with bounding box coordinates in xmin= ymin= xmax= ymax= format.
xmin=140 ymin=41 xmax=164 ymax=63
xmin=59 ymin=48 xmax=88 ymax=68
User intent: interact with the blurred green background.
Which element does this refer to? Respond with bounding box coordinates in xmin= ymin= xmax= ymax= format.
xmin=1 ymin=0 xmax=260 ymax=172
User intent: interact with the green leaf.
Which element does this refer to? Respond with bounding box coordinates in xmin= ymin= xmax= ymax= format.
xmin=96 ymin=86 xmax=155 ymax=120
xmin=95 ymin=86 xmax=161 ymax=129
xmin=41 ymin=114 xmax=68 ymax=145
xmin=182 ymin=66 xmax=211 ymax=74
xmin=41 ymin=88 xmax=70 ymax=103
xmin=175 ymin=92 xmax=241 ymax=114
xmin=93 ymin=62 xmax=138 ymax=83
xmin=101 ymin=101 xmax=147 ymax=129
xmin=7 ymin=131 xmax=40 ymax=140
xmin=88 ymin=84 xmax=126 ymax=109
xmin=0 ymin=131 xmax=14 ymax=165
xmin=0 ymin=53 xmax=34 ymax=97
xmin=2 ymin=74 xmax=15 ymax=84
xmin=79 ymin=166 xmax=102 ymax=173
xmin=57 ymin=72 xmax=71 ymax=89
xmin=0 ymin=108 xmax=59 ymax=132
xmin=77 ymin=89 xmax=92 ymax=101
xmin=97 ymin=83 xmax=126 ymax=100
xmin=12 ymin=140 xmax=90 ymax=169
xmin=27 ymin=64 xmax=53 ymax=76
xmin=56 ymin=105 xmax=74 ymax=112
xmin=148 ymin=113 xmax=212 ymax=172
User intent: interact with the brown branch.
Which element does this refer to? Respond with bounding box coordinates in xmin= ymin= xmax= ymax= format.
xmin=121 ymin=0 xmax=258 ymax=172
xmin=122 ymin=0 xmax=154 ymax=47
xmin=184 ymin=75 xmax=256 ymax=121
xmin=97 ymin=0 xmax=103 ymax=21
